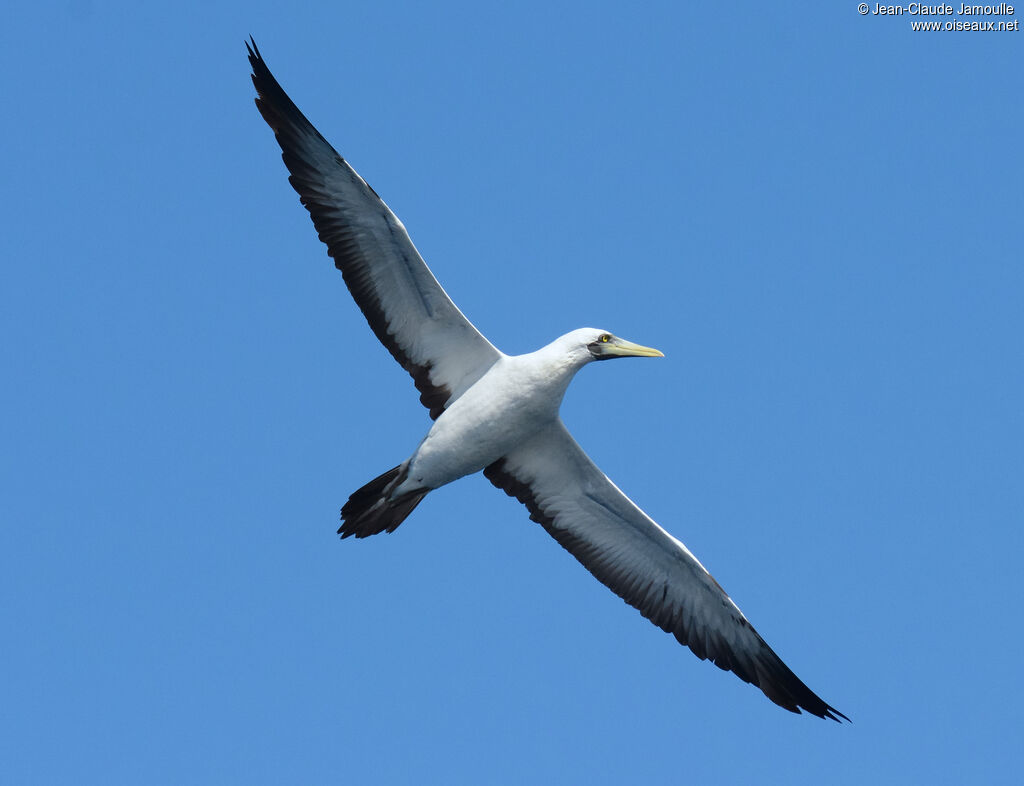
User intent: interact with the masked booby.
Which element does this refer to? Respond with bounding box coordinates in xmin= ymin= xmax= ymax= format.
xmin=247 ymin=39 xmax=846 ymax=722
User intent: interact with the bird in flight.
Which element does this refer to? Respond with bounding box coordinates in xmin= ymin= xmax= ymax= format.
xmin=247 ymin=39 xmax=846 ymax=721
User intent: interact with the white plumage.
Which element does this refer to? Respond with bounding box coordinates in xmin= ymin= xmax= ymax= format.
xmin=400 ymin=329 xmax=655 ymax=492
xmin=248 ymin=39 xmax=846 ymax=721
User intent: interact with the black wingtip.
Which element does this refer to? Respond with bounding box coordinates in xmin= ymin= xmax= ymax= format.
xmin=824 ymin=705 xmax=851 ymax=724
xmin=794 ymin=692 xmax=848 ymax=723
xmin=781 ymin=679 xmax=849 ymax=723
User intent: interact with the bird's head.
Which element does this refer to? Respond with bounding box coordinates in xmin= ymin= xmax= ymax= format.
xmin=575 ymin=328 xmax=664 ymax=362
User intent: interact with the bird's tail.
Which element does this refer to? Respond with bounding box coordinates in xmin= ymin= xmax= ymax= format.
xmin=338 ymin=464 xmax=428 ymax=539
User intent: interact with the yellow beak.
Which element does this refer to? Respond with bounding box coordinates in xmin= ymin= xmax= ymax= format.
xmin=601 ymin=337 xmax=665 ymax=358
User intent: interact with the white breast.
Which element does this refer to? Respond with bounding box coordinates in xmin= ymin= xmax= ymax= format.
xmin=401 ymin=352 xmax=579 ymax=490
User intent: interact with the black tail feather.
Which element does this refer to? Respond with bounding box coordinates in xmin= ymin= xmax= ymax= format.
xmin=339 ymin=465 xmax=428 ymax=539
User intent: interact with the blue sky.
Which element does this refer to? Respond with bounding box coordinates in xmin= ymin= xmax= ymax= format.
xmin=3 ymin=2 xmax=1022 ymax=783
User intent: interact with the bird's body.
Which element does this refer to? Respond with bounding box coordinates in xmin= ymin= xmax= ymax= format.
xmin=404 ymin=330 xmax=600 ymax=493
xmin=247 ymin=39 xmax=847 ymax=721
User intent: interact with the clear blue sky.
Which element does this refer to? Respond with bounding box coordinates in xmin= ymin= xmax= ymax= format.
xmin=3 ymin=2 xmax=1021 ymax=783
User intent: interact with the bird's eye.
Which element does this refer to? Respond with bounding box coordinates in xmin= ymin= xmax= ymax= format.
xmin=599 ymin=334 xmax=611 ymax=343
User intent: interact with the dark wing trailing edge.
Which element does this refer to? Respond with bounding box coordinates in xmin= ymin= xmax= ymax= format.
xmin=247 ymin=39 xmax=500 ymax=418
xmin=484 ymin=421 xmax=848 ymax=721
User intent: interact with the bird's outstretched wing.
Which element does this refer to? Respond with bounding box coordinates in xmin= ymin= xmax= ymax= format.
xmin=248 ymin=40 xmax=500 ymax=418
xmin=485 ymin=421 xmax=847 ymax=721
